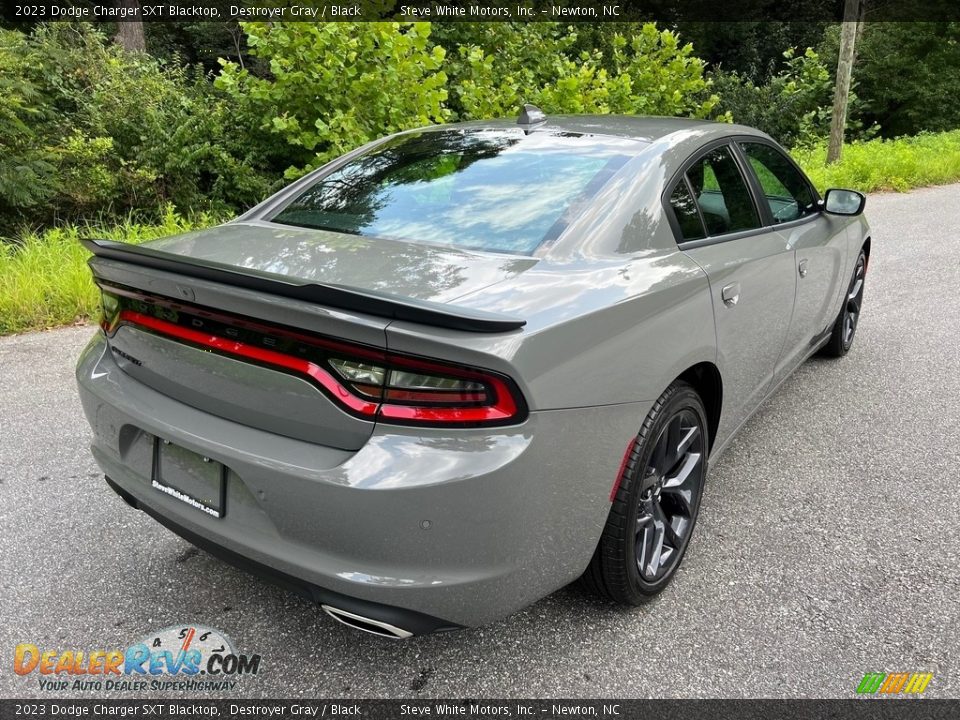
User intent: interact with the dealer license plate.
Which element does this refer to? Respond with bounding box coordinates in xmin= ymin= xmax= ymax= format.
xmin=151 ymin=438 xmax=225 ymax=518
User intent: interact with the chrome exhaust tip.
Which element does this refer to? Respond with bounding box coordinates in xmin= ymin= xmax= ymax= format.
xmin=320 ymin=604 xmax=414 ymax=639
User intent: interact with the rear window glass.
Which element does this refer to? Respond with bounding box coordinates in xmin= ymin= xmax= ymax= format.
xmin=270 ymin=129 xmax=642 ymax=255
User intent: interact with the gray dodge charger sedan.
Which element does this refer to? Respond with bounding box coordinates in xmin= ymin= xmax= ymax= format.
xmin=76 ymin=108 xmax=870 ymax=638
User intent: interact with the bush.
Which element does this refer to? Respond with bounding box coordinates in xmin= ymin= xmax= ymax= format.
xmin=0 ymin=31 xmax=57 ymax=221
xmin=0 ymin=24 xmax=277 ymax=234
xmin=447 ymin=23 xmax=723 ymax=121
xmin=711 ymin=47 xmax=875 ymax=147
xmin=793 ymin=131 xmax=960 ymax=193
xmin=711 ymin=48 xmax=826 ymax=146
xmin=817 ymin=22 xmax=960 ymax=139
xmin=216 ymin=22 xmax=449 ymax=178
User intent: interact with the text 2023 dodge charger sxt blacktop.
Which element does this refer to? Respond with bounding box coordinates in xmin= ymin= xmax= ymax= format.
xmin=76 ymin=109 xmax=870 ymax=638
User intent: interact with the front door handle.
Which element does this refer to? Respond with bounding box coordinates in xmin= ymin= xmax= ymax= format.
xmin=799 ymin=258 xmax=809 ymax=278
xmin=721 ymin=282 xmax=740 ymax=307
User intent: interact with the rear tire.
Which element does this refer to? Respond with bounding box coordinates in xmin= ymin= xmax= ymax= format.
xmin=582 ymin=381 xmax=708 ymax=604
xmin=822 ymin=249 xmax=867 ymax=358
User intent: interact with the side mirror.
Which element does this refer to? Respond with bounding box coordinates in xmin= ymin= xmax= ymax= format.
xmin=822 ymin=188 xmax=866 ymax=216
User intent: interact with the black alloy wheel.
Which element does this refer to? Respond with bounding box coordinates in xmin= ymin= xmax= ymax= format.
xmin=842 ymin=252 xmax=866 ymax=349
xmin=824 ymin=248 xmax=867 ymax=357
xmin=634 ymin=407 xmax=705 ymax=584
xmin=582 ymin=381 xmax=708 ymax=604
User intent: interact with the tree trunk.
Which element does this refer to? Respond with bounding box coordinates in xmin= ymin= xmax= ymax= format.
xmin=115 ymin=0 xmax=146 ymax=53
xmin=827 ymin=0 xmax=861 ymax=164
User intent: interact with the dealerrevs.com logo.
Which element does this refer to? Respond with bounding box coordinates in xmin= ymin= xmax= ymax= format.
xmin=14 ymin=625 xmax=261 ymax=693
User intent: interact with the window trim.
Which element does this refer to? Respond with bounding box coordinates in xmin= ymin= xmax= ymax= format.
xmin=662 ymin=135 xmax=824 ymax=250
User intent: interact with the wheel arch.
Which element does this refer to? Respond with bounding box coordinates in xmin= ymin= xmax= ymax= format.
xmin=676 ymin=362 xmax=722 ymax=454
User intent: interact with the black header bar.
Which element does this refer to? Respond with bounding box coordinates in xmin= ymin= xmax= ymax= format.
xmin=2 ymin=699 xmax=960 ymax=720
xmin=5 ymin=0 xmax=960 ymax=23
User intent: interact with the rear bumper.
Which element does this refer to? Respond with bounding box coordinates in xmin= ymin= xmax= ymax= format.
xmin=77 ymin=332 xmax=650 ymax=629
xmin=104 ymin=475 xmax=458 ymax=637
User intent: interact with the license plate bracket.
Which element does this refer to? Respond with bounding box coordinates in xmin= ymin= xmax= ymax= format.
xmin=151 ymin=438 xmax=225 ymax=518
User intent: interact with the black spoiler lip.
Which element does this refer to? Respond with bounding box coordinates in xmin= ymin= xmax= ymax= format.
xmin=81 ymin=238 xmax=526 ymax=334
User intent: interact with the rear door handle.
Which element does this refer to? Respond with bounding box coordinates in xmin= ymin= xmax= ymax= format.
xmin=721 ymin=282 xmax=740 ymax=307
xmin=799 ymin=258 xmax=809 ymax=278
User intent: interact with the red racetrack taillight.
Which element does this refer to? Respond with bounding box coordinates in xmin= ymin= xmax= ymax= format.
xmin=97 ymin=285 xmax=527 ymax=428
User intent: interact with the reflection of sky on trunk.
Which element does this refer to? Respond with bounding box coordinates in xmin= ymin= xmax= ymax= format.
xmin=273 ymin=129 xmax=646 ymax=256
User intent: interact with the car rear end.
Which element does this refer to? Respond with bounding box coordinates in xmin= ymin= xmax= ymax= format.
xmin=77 ymin=262 xmax=646 ymax=632
xmin=75 ymin=124 xmax=654 ymax=634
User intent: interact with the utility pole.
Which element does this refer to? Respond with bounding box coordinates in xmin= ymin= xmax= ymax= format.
xmin=827 ymin=0 xmax=862 ymax=164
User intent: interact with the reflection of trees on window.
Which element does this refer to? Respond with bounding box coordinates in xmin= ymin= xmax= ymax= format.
xmin=667 ymin=181 xmax=705 ymax=243
xmin=687 ymin=146 xmax=760 ymax=235
xmin=271 ymin=129 xmax=639 ymax=255
xmin=274 ymin=131 xmax=519 ymax=239
xmin=739 ymin=142 xmax=817 ymax=224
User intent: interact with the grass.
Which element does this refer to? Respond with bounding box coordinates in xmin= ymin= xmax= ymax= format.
xmin=0 ymin=206 xmax=226 ymax=335
xmin=2 ymin=129 xmax=960 ymax=336
xmin=794 ymin=130 xmax=960 ymax=193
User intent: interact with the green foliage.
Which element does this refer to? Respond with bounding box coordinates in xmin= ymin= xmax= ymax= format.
xmin=792 ymin=131 xmax=960 ymax=193
xmin=0 ymin=206 xmax=225 ymax=335
xmin=0 ymin=23 xmax=277 ymax=233
xmin=437 ymin=23 xmax=579 ymax=119
xmin=216 ymin=22 xmax=449 ymax=178
xmin=818 ymin=22 xmax=960 ymax=139
xmin=673 ymin=21 xmax=830 ymax=83
xmin=710 ymin=47 xmax=870 ymax=147
xmin=144 ymin=21 xmax=250 ymax=75
xmin=445 ymin=23 xmax=722 ymax=121
xmin=0 ymin=31 xmax=57 ymax=216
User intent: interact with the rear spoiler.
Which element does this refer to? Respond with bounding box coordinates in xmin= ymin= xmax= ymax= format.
xmin=81 ymin=239 xmax=525 ymax=334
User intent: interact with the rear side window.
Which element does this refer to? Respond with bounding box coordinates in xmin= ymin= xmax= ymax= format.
xmin=668 ymin=180 xmax=706 ymax=241
xmin=739 ymin=142 xmax=817 ymax=224
xmin=686 ymin=145 xmax=761 ymax=236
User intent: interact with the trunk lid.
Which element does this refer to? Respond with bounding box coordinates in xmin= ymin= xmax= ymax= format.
xmin=147 ymin=221 xmax=539 ymax=303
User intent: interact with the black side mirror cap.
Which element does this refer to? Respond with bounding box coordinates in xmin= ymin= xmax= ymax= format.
xmin=822 ymin=188 xmax=866 ymax=216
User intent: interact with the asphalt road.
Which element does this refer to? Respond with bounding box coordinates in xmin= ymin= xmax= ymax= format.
xmin=1 ymin=184 xmax=959 ymax=700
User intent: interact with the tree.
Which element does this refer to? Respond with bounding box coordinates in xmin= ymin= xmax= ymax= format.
xmin=827 ymin=0 xmax=861 ymax=163
xmin=826 ymin=22 xmax=960 ymax=137
xmin=114 ymin=0 xmax=146 ymax=53
xmin=447 ymin=23 xmax=722 ymax=122
xmin=216 ymin=23 xmax=449 ymax=177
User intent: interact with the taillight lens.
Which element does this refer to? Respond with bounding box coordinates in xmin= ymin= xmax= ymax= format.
xmin=100 ymin=289 xmax=121 ymax=334
xmin=330 ymin=360 xmax=487 ymax=404
xmin=327 ymin=352 xmax=520 ymax=424
xmin=98 ymin=285 xmax=527 ymax=428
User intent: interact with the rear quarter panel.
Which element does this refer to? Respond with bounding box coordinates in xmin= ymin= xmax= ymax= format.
xmin=386 ymin=251 xmax=715 ymax=411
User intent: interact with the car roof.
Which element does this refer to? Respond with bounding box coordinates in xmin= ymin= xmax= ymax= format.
xmin=424 ymin=115 xmax=767 ymax=145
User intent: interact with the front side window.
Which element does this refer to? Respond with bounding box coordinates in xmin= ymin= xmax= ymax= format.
xmin=739 ymin=142 xmax=817 ymax=224
xmin=270 ymin=129 xmax=642 ymax=255
xmin=685 ymin=145 xmax=761 ymax=236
